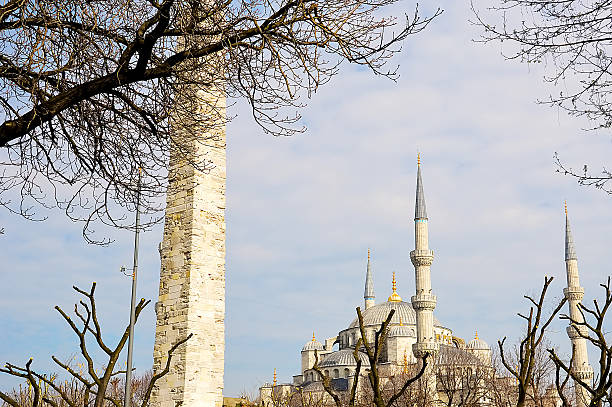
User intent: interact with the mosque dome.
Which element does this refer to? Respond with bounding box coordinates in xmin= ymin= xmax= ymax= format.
xmin=388 ymin=324 xmax=415 ymax=337
xmin=349 ymin=301 xmax=443 ymax=329
xmin=466 ymin=332 xmax=490 ymax=350
xmin=303 ymin=333 xmax=324 ymax=351
xmin=319 ymin=350 xmax=370 ymax=367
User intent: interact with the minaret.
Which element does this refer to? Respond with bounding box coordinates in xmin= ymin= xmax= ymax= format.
xmin=563 ymin=202 xmax=593 ymax=407
xmin=364 ymin=249 xmax=375 ymax=309
xmin=410 ymin=154 xmax=438 ymax=360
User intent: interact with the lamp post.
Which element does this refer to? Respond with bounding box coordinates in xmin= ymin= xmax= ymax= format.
xmin=124 ymin=170 xmax=141 ymax=407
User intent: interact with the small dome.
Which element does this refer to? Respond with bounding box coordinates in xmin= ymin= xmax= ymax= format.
xmin=319 ymin=350 xmax=370 ymax=367
xmin=388 ymin=325 xmax=415 ymax=337
xmin=349 ymin=301 xmax=443 ymax=329
xmin=302 ymin=340 xmax=324 ymax=351
xmin=466 ymin=333 xmax=490 ymax=350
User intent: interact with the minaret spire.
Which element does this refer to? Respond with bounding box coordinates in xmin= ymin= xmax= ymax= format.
xmin=410 ymin=155 xmax=438 ymax=400
xmin=565 ymin=201 xmax=577 ymax=261
xmin=563 ymin=203 xmax=593 ymax=407
xmin=364 ymin=248 xmax=375 ymax=309
xmin=415 ymin=154 xmax=427 ymax=220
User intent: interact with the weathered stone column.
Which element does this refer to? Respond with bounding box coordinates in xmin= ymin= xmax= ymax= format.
xmin=151 ymin=79 xmax=226 ymax=407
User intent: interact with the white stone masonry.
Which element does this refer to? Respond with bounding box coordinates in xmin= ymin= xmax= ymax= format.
xmin=151 ymin=84 xmax=226 ymax=407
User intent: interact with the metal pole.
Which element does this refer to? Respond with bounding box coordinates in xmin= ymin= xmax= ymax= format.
xmin=124 ymin=170 xmax=141 ymax=407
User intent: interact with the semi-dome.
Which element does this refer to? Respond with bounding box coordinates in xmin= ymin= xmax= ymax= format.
xmin=388 ymin=324 xmax=415 ymax=337
xmin=319 ymin=349 xmax=370 ymax=367
xmin=466 ymin=333 xmax=490 ymax=350
xmin=349 ymin=301 xmax=443 ymax=329
xmin=303 ymin=333 xmax=324 ymax=351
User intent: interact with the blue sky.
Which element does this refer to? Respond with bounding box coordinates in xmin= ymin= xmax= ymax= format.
xmin=2 ymin=0 xmax=612 ymax=399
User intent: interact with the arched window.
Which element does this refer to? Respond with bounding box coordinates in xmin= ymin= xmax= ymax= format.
xmin=324 ymin=370 xmax=329 ymax=377
xmin=344 ymin=368 xmax=350 ymax=378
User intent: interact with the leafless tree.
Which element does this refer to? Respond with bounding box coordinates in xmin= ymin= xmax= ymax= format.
xmin=498 ymin=277 xmax=566 ymax=407
xmin=435 ymin=350 xmax=491 ymax=407
xmin=471 ymin=0 xmax=612 ymax=194
xmin=0 ymin=283 xmax=191 ymax=407
xmin=485 ymin=355 xmax=518 ymax=407
xmin=0 ymin=370 xmax=155 ymax=407
xmin=312 ymin=308 xmax=428 ymax=407
xmin=548 ymin=277 xmax=612 ymax=407
xmin=0 ymin=0 xmax=441 ymax=243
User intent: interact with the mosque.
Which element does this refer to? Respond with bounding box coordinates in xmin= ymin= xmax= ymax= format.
xmin=260 ymin=157 xmax=593 ymax=407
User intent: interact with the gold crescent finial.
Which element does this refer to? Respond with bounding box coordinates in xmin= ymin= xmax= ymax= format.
xmin=368 ymin=248 xmax=370 ymax=261
xmin=565 ymin=200 xmax=568 ymax=215
xmin=475 ymin=331 xmax=479 ymax=339
xmin=312 ymin=332 xmax=316 ymax=342
xmin=273 ymin=368 xmax=277 ymax=387
xmin=388 ymin=272 xmax=402 ymax=302
xmin=403 ymin=351 xmax=408 ymax=374
xmin=399 ymin=317 xmax=403 ymax=326
xmin=417 ymin=152 xmax=421 ymax=167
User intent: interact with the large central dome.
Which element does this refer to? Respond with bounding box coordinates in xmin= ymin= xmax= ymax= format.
xmin=349 ymin=301 xmax=443 ymax=328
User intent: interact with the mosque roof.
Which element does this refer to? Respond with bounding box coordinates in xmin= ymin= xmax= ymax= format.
xmin=319 ymin=349 xmax=370 ymax=367
xmin=302 ymin=333 xmax=324 ymax=351
xmin=438 ymin=345 xmax=482 ymax=365
xmin=348 ymin=301 xmax=443 ymax=329
xmin=466 ymin=333 xmax=490 ymax=350
xmin=388 ymin=324 xmax=415 ymax=337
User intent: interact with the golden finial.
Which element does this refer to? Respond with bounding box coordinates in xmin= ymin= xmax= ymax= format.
xmin=417 ymin=152 xmax=421 ymax=167
xmin=399 ymin=317 xmax=403 ymax=326
xmin=475 ymin=331 xmax=479 ymax=339
xmin=312 ymin=332 xmax=316 ymax=342
xmin=564 ymin=200 xmax=568 ymax=215
xmin=273 ymin=368 xmax=277 ymax=387
xmin=388 ymin=272 xmax=402 ymax=302
xmin=368 ymin=248 xmax=370 ymax=261
xmin=403 ymin=351 xmax=408 ymax=375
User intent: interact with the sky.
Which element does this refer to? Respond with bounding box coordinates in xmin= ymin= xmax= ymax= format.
xmin=2 ymin=0 xmax=612 ymax=400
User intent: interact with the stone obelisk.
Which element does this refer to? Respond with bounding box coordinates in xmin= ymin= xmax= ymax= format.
xmin=151 ymin=69 xmax=226 ymax=407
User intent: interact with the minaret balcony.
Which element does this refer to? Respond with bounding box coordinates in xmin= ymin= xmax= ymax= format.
xmin=564 ymin=286 xmax=585 ymax=301
xmin=410 ymin=250 xmax=434 ymax=266
xmin=566 ymin=324 xmax=588 ymax=339
xmin=572 ymin=365 xmax=594 ymax=381
xmin=411 ymin=294 xmax=437 ymax=310
xmin=412 ymin=341 xmax=439 ymax=358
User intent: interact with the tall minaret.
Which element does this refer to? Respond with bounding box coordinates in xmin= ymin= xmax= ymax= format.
xmin=364 ymin=249 xmax=375 ymax=309
xmin=410 ymin=155 xmax=438 ymax=360
xmin=563 ymin=202 xmax=593 ymax=407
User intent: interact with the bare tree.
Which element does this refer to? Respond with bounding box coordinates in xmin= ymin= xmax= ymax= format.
xmin=498 ymin=277 xmax=566 ymax=407
xmin=471 ymin=0 xmax=612 ymax=194
xmin=0 ymin=0 xmax=441 ymax=242
xmin=548 ymin=277 xmax=612 ymax=407
xmin=312 ymin=308 xmax=428 ymax=407
xmin=0 ymin=283 xmax=191 ymax=407
xmin=435 ymin=350 xmax=490 ymax=407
